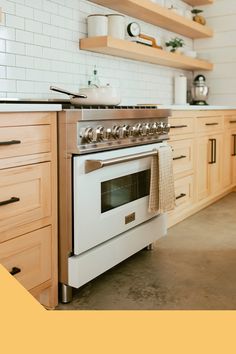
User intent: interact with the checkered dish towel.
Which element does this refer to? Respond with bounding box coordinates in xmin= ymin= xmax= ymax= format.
xmin=148 ymin=145 xmax=175 ymax=213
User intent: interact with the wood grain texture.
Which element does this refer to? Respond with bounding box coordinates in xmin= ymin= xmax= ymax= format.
xmin=182 ymin=0 xmax=213 ymax=5
xmin=0 ymin=226 xmax=52 ymax=291
xmin=80 ymin=36 xmax=213 ymax=71
xmin=89 ymin=0 xmax=213 ymax=39
xmin=168 ymin=110 xmax=236 ymax=228
xmin=0 ymin=111 xmax=58 ymax=309
xmin=0 ymin=162 xmax=51 ymax=239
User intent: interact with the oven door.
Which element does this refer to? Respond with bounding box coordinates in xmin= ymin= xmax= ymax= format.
xmin=73 ymin=142 xmax=165 ymax=256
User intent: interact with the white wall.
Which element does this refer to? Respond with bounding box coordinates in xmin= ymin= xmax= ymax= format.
xmin=194 ymin=0 xmax=236 ymax=105
xmin=0 ymin=0 xmax=193 ymax=105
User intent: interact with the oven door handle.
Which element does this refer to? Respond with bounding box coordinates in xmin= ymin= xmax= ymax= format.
xmin=85 ymin=149 xmax=159 ymax=173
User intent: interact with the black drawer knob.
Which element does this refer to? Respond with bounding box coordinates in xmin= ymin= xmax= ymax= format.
xmin=10 ymin=267 xmax=21 ymax=276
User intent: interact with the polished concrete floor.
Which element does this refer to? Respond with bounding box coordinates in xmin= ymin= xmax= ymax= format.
xmin=57 ymin=192 xmax=236 ymax=310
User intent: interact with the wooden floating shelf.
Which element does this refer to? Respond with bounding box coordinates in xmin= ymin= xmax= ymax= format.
xmin=80 ymin=36 xmax=213 ymax=71
xmin=183 ymin=0 xmax=213 ymax=5
xmin=89 ymin=0 xmax=213 ymax=39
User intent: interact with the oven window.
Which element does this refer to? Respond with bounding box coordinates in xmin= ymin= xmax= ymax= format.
xmin=101 ymin=169 xmax=151 ymax=213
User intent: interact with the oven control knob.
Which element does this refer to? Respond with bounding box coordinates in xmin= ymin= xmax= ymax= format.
xmin=140 ymin=123 xmax=151 ymax=136
xmin=150 ymin=122 xmax=158 ymax=135
xmin=82 ymin=127 xmax=93 ymax=142
xmin=157 ymin=122 xmax=165 ymax=135
xmin=133 ymin=123 xmax=142 ymax=136
xmin=120 ymin=125 xmax=131 ymax=139
xmin=92 ymin=125 xmax=104 ymax=142
xmin=104 ymin=128 xmax=112 ymax=141
xmin=112 ymin=125 xmax=121 ymax=139
xmin=163 ymin=122 xmax=171 ymax=134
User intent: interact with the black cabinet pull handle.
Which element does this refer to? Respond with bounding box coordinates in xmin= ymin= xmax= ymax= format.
xmin=232 ymin=134 xmax=236 ymax=156
xmin=176 ymin=193 xmax=186 ymax=200
xmin=209 ymin=139 xmax=217 ymax=164
xmin=0 ymin=140 xmax=21 ymax=146
xmin=173 ymin=155 xmax=187 ymax=161
xmin=10 ymin=267 xmax=21 ymax=276
xmin=170 ymin=125 xmax=187 ymax=129
xmin=213 ymin=139 xmax=217 ymax=163
xmin=0 ymin=197 xmax=20 ymax=207
xmin=205 ymin=123 xmax=219 ymax=126
xmin=230 ymin=121 xmax=236 ymax=124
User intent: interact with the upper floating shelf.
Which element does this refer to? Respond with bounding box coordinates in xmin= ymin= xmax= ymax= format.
xmin=80 ymin=36 xmax=213 ymax=71
xmin=89 ymin=0 xmax=213 ymax=39
xmin=182 ymin=0 xmax=213 ymax=5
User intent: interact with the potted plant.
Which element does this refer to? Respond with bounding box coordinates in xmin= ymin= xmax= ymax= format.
xmin=191 ymin=9 xmax=206 ymax=25
xmin=165 ymin=37 xmax=185 ymax=53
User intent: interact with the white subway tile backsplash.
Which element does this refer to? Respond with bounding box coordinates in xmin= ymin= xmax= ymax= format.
xmin=43 ymin=0 xmax=58 ymax=14
xmin=33 ymin=9 xmax=51 ymax=24
xmin=25 ymin=19 xmax=43 ymax=33
xmin=7 ymin=66 xmax=25 ymax=79
xmin=26 ymin=44 xmax=43 ymax=57
xmin=6 ymin=40 xmax=25 ymax=55
xmin=16 ymin=29 xmax=34 ymax=44
xmin=15 ymin=55 xmax=34 ymax=68
xmin=0 ymin=52 xmax=15 ymax=66
xmin=0 ymin=78 xmax=16 ymax=91
xmin=5 ymin=14 xmax=24 ymax=30
xmin=15 ymin=4 xmax=34 ymax=19
xmin=0 ymin=0 xmax=193 ymax=104
xmin=34 ymin=33 xmax=51 ymax=47
xmin=0 ymin=39 xmax=6 ymax=52
xmin=0 ymin=66 xmax=6 ymax=78
xmin=25 ymin=0 xmax=43 ymax=10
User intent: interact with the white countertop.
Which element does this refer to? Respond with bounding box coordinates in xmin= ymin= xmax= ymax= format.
xmin=0 ymin=104 xmax=62 ymax=112
xmin=0 ymin=103 xmax=236 ymax=112
xmin=160 ymin=105 xmax=236 ymax=110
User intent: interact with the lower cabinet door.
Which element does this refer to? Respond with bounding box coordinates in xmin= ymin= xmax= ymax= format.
xmin=197 ymin=136 xmax=210 ymax=201
xmin=0 ymin=226 xmax=52 ymax=290
xmin=197 ymin=134 xmax=223 ymax=201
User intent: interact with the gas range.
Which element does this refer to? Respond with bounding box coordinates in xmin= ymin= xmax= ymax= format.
xmin=59 ymin=106 xmax=171 ymax=154
xmin=58 ymin=105 xmax=170 ymax=300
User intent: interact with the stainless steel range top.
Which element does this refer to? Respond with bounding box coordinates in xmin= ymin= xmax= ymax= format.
xmin=59 ymin=107 xmax=171 ymax=154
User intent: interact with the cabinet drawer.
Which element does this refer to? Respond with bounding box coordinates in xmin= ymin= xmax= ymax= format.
xmin=169 ymin=118 xmax=194 ymax=136
xmin=170 ymin=139 xmax=194 ymax=176
xmin=197 ymin=116 xmax=223 ymax=133
xmin=224 ymin=115 xmax=236 ymax=129
xmin=0 ymin=226 xmax=51 ymax=290
xmin=174 ymin=175 xmax=194 ymax=209
xmin=0 ymin=162 xmax=51 ymax=240
xmin=0 ymin=125 xmax=51 ymax=160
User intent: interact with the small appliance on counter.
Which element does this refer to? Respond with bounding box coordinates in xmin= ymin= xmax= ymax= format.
xmin=191 ymin=74 xmax=209 ymax=105
xmin=174 ymin=74 xmax=187 ymax=105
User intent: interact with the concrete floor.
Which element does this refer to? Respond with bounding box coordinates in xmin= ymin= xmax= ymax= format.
xmin=57 ymin=192 xmax=236 ymax=310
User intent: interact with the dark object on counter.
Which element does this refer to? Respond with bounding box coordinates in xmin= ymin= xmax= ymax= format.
xmin=191 ymin=74 xmax=209 ymax=106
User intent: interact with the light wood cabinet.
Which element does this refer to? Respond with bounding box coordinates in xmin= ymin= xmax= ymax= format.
xmin=197 ymin=133 xmax=223 ymax=201
xmin=168 ymin=110 xmax=235 ymax=228
xmin=0 ymin=112 xmax=57 ymax=309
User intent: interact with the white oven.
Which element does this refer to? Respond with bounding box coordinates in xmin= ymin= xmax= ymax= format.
xmin=73 ymin=142 xmax=167 ymax=256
